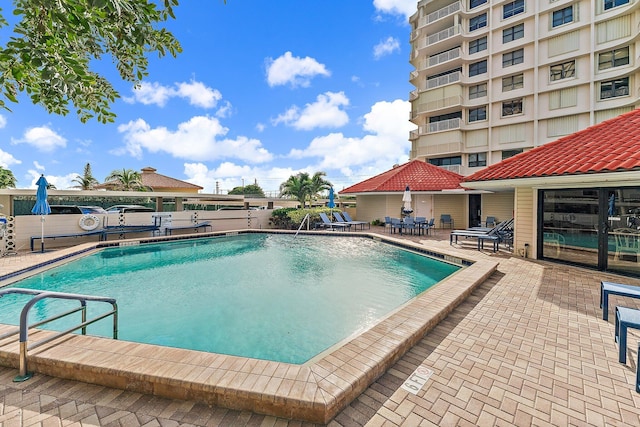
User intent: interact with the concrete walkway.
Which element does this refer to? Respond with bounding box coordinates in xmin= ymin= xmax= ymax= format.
xmin=1 ymin=229 xmax=640 ymax=426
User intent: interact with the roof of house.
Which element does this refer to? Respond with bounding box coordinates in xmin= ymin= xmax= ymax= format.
xmin=139 ymin=167 xmax=203 ymax=190
xmin=340 ymin=159 xmax=465 ymax=194
xmin=464 ymin=108 xmax=640 ymax=183
xmin=95 ymin=167 xmax=203 ymax=191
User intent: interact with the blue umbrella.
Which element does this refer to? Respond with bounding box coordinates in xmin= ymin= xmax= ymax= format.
xmin=32 ymin=175 xmax=51 ymax=252
xmin=328 ymin=187 xmax=336 ymax=209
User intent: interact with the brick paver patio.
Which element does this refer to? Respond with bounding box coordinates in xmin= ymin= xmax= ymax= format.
xmin=1 ymin=229 xmax=640 ymax=426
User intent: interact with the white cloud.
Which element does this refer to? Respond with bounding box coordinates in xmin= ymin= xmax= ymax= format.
xmin=373 ymin=0 xmax=417 ymax=20
xmin=287 ymin=99 xmax=414 ymax=171
xmin=127 ymin=80 xmax=223 ymax=109
xmin=0 ymin=149 xmax=21 ymax=168
xmin=33 ymin=161 xmax=45 ymax=171
xmin=115 ymin=116 xmax=273 ymax=163
xmin=12 ymin=126 xmax=67 ymax=152
xmin=183 ymin=162 xmax=298 ymax=196
xmin=373 ymin=37 xmax=400 ymax=59
xmin=0 ymin=114 xmax=6 ymax=128
xmin=273 ymin=91 xmax=349 ymax=130
xmin=26 ymin=169 xmax=79 ymax=190
xmin=265 ymin=52 xmax=330 ymax=88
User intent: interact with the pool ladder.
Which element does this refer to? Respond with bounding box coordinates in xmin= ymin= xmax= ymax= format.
xmin=294 ymin=213 xmax=311 ymax=238
xmin=0 ymin=288 xmax=118 ymax=382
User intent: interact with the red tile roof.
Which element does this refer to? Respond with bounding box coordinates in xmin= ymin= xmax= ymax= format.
xmin=464 ymin=108 xmax=640 ymax=182
xmin=340 ymin=160 xmax=465 ymax=193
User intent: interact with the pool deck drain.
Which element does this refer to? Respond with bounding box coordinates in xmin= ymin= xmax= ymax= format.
xmin=0 ymin=231 xmax=497 ymax=423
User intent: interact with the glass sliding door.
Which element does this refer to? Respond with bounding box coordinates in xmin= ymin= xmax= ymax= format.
xmin=541 ymin=189 xmax=599 ymax=266
xmin=606 ymin=188 xmax=640 ymax=276
xmin=539 ymin=187 xmax=640 ymax=277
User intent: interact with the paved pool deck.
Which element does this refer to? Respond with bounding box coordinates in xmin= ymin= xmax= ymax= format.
xmin=0 ymin=227 xmax=640 ymax=426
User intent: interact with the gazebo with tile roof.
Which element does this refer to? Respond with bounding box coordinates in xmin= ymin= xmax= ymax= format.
xmin=340 ymin=159 xmax=496 ymax=227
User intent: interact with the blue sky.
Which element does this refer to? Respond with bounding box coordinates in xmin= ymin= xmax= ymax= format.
xmin=0 ymin=0 xmax=417 ymax=194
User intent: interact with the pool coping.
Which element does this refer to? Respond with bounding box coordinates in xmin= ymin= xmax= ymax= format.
xmin=0 ymin=230 xmax=498 ymax=423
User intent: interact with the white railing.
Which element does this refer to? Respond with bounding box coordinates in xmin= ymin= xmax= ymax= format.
xmin=428 ymin=118 xmax=461 ymax=133
xmin=416 ymin=2 xmax=461 ymax=28
xmin=426 ymin=71 xmax=461 ymax=89
xmin=428 ymin=48 xmax=461 ymax=67
xmin=427 ymin=25 xmax=461 ymax=46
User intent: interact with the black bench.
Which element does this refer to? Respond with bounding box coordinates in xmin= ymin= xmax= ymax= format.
xmin=164 ymin=221 xmax=212 ymax=236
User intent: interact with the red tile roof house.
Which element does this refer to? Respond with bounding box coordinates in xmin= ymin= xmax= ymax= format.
xmin=339 ymin=160 xmax=514 ymax=228
xmin=463 ymin=108 xmax=640 ymax=276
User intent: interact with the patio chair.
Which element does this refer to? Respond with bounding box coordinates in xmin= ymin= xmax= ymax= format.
xmin=319 ymin=212 xmax=350 ymax=231
xmin=390 ymin=218 xmax=403 ymax=234
xmin=341 ymin=211 xmax=370 ymax=230
xmin=613 ymin=228 xmax=640 ymax=263
xmin=384 ymin=216 xmax=392 ymax=233
xmin=426 ymin=218 xmax=436 ymax=235
xmin=484 ymin=216 xmax=497 ymax=227
xmin=402 ymin=217 xmax=419 ymax=235
xmin=440 ymin=214 xmax=454 ymax=229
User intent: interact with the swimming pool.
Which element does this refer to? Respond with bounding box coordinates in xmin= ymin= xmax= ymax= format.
xmin=0 ymin=230 xmax=497 ymax=423
xmin=0 ymin=233 xmax=459 ymax=364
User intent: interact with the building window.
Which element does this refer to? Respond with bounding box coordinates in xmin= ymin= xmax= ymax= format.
xmin=469 ymin=60 xmax=487 ymax=77
xmin=468 ymin=153 xmax=487 ymax=167
xmin=469 ymin=14 xmax=487 ymax=31
xmin=552 ymin=6 xmax=574 ymax=28
xmin=502 ymin=99 xmax=523 ymax=116
xmin=503 ymin=49 xmax=524 ymax=67
xmin=429 ymin=156 xmax=462 ymax=166
xmin=469 ymin=83 xmax=487 ymax=99
xmin=469 ymin=37 xmax=487 ymax=54
xmin=503 ymin=24 xmax=524 ymax=43
xmin=503 ymin=0 xmax=525 ymax=19
xmin=600 ymin=77 xmax=629 ymax=99
xmin=470 ymin=0 xmax=487 ymax=9
xmin=468 ymin=106 xmax=487 ymax=122
xmin=502 ymin=149 xmax=523 ymax=160
xmin=598 ymin=47 xmax=629 ymax=70
xmin=604 ymin=0 xmax=629 ymax=10
xmin=502 ymin=74 xmax=524 ymax=91
xmin=550 ymin=60 xmax=575 ymax=81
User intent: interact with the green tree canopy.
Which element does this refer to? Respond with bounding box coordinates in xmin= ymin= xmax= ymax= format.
xmin=72 ymin=162 xmax=98 ymax=190
xmin=0 ymin=165 xmax=17 ymax=188
xmin=104 ymin=168 xmax=149 ymax=191
xmin=228 ymin=183 xmax=265 ymax=197
xmin=0 ymin=0 xmax=182 ymax=123
xmin=279 ymin=172 xmax=332 ymax=208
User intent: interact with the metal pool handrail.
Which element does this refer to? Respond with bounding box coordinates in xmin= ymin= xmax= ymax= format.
xmin=0 ymin=288 xmax=118 ymax=382
xmin=294 ymin=213 xmax=311 ymax=237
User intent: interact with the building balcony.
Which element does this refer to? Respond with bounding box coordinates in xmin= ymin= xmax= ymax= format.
xmin=428 ymin=118 xmax=461 ymax=133
xmin=428 ymin=47 xmax=461 ymax=68
xmin=412 ymin=96 xmax=463 ymax=118
xmin=412 ymin=1 xmax=461 ymax=33
xmin=413 ymin=138 xmax=464 ymax=158
xmin=426 ymin=71 xmax=461 ymax=90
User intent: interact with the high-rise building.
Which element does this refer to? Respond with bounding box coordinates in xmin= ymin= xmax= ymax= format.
xmin=408 ymin=0 xmax=640 ymax=176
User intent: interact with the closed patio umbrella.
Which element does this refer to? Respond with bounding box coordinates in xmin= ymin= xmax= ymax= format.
xmin=32 ymin=175 xmax=51 ymax=252
xmin=328 ymin=187 xmax=335 ymax=209
xmin=402 ymin=185 xmax=413 ymax=215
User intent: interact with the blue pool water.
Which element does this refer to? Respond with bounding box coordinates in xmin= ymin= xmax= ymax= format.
xmin=0 ymin=233 xmax=460 ymax=364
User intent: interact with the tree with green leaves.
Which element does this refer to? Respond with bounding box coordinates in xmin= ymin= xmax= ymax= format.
xmin=0 ymin=165 xmax=17 ymax=188
xmin=228 ymin=183 xmax=265 ymax=197
xmin=104 ymin=168 xmax=149 ymax=191
xmin=72 ymin=162 xmax=98 ymax=190
xmin=308 ymin=171 xmax=332 ymax=203
xmin=0 ymin=0 xmax=182 ymax=123
xmin=280 ymin=173 xmax=312 ymax=208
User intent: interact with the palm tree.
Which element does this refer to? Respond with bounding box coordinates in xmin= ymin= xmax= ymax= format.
xmin=104 ymin=169 xmax=149 ymax=191
xmin=308 ymin=172 xmax=332 ymax=204
xmin=72 ymin=163 xmax=98 ymax=190
xmin=0 ymin=166 xmax=17 ymax=188
xmin=279 ymin=173 xmax=312 ymax=208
